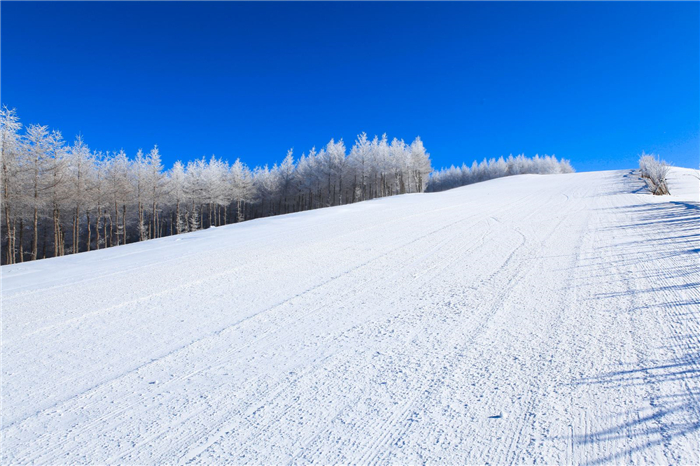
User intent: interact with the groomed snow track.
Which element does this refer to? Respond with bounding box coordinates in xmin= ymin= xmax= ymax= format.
xmin=2 ymin=168 xmax=699 ymax=464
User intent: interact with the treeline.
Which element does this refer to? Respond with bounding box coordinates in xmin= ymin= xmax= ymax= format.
xmin=1 ymin=107 xmax=432 ymax=265
xmin=426 ymin=154 xmax=574 ymax=192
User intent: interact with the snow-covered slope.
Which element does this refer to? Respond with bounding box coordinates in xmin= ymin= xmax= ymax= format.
xmin=2 ymin=168 xmax=699 ymax=464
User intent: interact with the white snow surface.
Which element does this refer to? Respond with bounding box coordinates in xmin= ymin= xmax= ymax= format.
xmin=2 ymin=168 xmax=699 ymax=464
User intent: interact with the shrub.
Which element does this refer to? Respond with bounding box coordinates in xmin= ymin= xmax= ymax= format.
xmin=639 ymin=152 xmax=670 ymax=195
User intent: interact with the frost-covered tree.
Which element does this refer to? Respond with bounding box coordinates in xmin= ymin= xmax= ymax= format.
xmin=229 ymin=158 xmax=254 ymax=222
xmin=169 ymin=161 xmax=187 ymax=234
xmin=296 ymin=148 xmax=322 ymax=210
xmin=349 ymin=133 xmax=371 ymax=202
xmin=66 ymin=136 xmax=93 ymax=253
xmin=253 ymin=164 xmax=279 ymax=217
xmin=147 ymin=146 xmax=168 ymax=238
xmin=104 ymin=150 xmax=131 ymax=246
xmin=328 ymin=139 xmax=347 ymax=206
xmin=132 ymin=149 xmax=149 ymax=241
xmin=23 ymin=124 xmax=69 ymax=259
xmin=374 ymin=134 xmax=391 ymax=198
xmin=409 ymin=137 xmax=432 ymax=193
xmin=1 ymin=106 xmax=25 ymax=264
xmin=185 ymin=158 xmax=206 ymax=231
xmin=277 ymin=149 xmax=297 ymax=214
xmin=389 ymin=138 xmax=408 ymax=194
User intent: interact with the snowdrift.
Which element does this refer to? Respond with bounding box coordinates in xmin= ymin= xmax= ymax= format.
xmin=2 ymin=168 xmax=699 ymax=464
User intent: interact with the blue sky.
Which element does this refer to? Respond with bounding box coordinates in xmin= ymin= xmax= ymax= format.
xmin=2 ymin=2 xmax=698 ymax=172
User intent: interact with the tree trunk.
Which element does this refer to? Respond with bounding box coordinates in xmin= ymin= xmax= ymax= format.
xmin=53 ymin=206 xmax=60 ymax=257
xmin=176 ymin=200 xmax=181 ymax=234
xmin=41 ymin=224 xmax=47 ymax=259
xmin=328 ymin=171 xmax=332 ymax=207
xmin=103 ymin=209 xmax=108 ymax=248
xmin=86 ymin=211 xmax=92 ymax=252
xmin=114 ymin=201 xmax=120 ymax=246
xmin=32 ymin=206 xmax=38 ymax=261
xmin=72 ymin=210 xmax=77 ymax=253
xmin=339 ymin=177 xmax=343 ymax=205
xmin=4 ymin=205 xmax=13 ymax=265
xmin=240 ymin=200 xmax=245 ymax=222
xmin=152 ymin=201 xmax=158 ymax=239
xmin=96 ymin=204 xmax=101 ymax=250
xmin=109 ymin=209 xmax=114 ymax=246
xmin=138 ymin=202 xmax=144 ymax=241
xmin=18 ymin=218 xmax=23 ymax=263
xmin=2 ymin=159 xmax=14 ymax=264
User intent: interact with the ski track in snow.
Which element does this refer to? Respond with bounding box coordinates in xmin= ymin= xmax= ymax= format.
xmin=2 ymin=168 xmax=699 ymax=464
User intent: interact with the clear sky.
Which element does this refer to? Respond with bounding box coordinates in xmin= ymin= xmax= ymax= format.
xmin=2 ymin=1 xmax=698 ymax=172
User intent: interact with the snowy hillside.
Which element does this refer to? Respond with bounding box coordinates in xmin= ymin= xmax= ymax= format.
xmin=2 ymin=168 xmax=699 ymax=464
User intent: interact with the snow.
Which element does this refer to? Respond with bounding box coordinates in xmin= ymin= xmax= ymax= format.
xmin=2 ymin=168 xmax=699 ymax=464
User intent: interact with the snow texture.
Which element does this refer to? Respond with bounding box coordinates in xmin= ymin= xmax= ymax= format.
xmin=2 ymin=168 xmax=699 ymax=464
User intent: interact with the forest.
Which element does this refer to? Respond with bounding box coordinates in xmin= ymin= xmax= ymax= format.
xmin=1 ymin=106 xmax=574 ymax=265
xmin=1 ymin=107 xmax=432 ymax=265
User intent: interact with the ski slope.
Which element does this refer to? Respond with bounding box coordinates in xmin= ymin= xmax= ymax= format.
xmin=2 ymin=168 xmax=699 ymax=464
